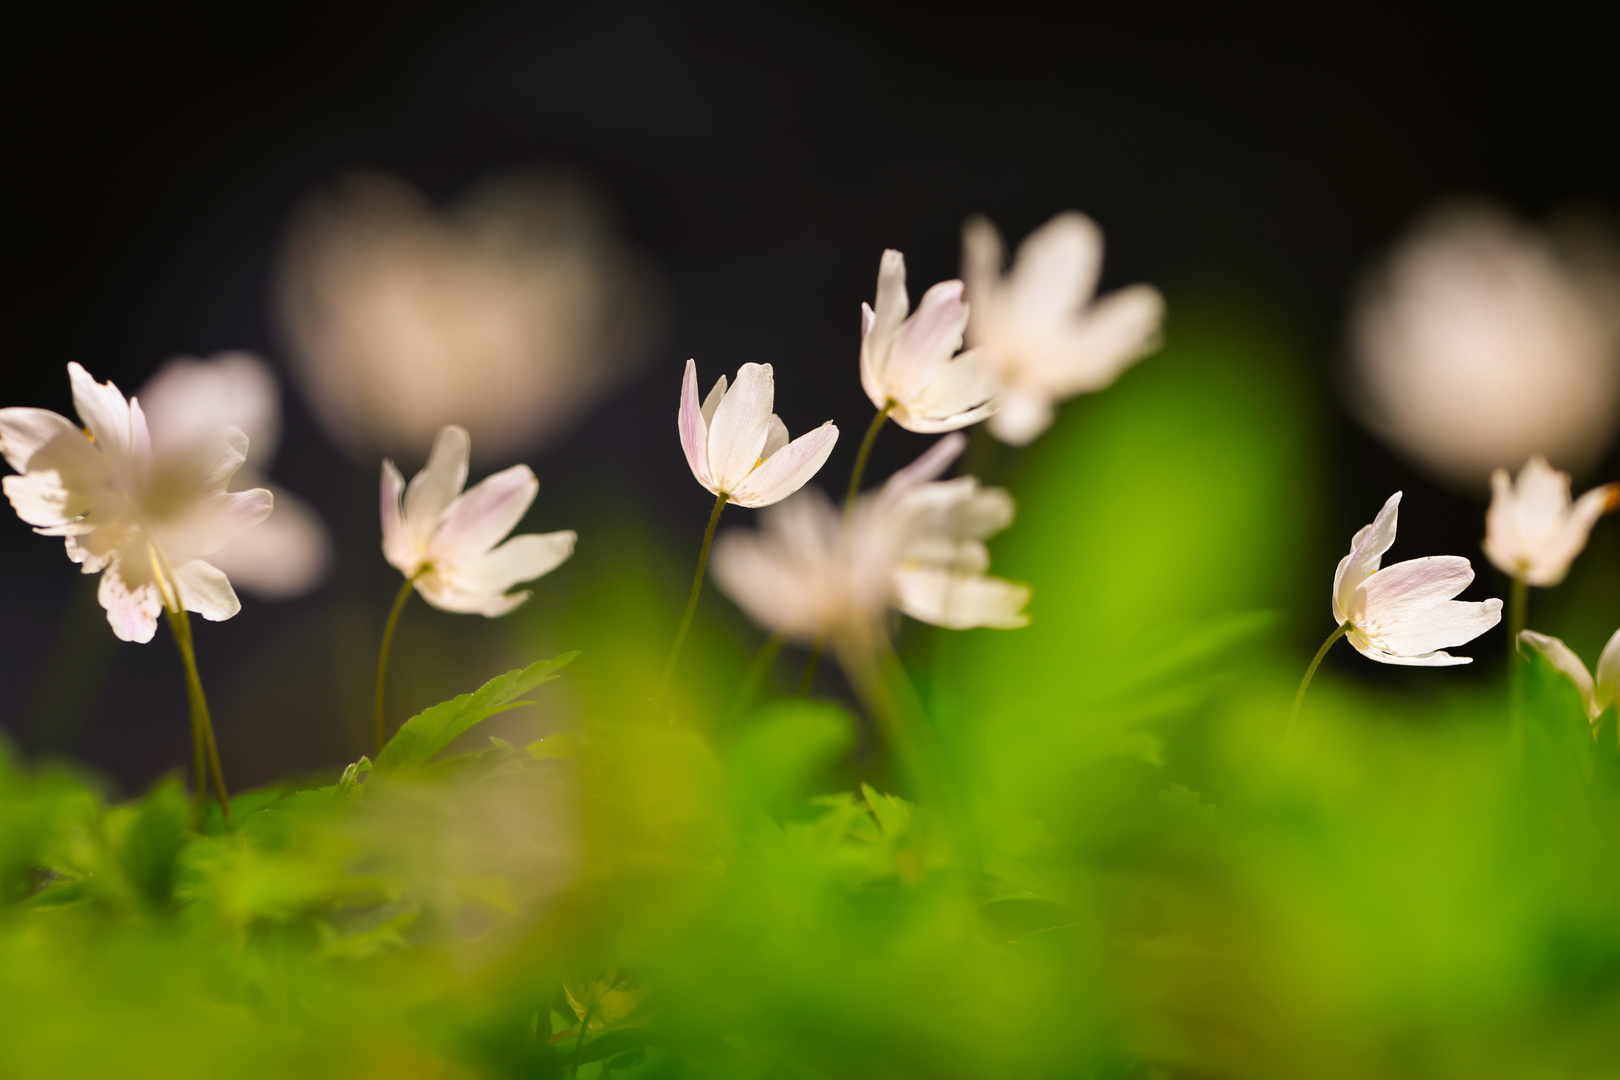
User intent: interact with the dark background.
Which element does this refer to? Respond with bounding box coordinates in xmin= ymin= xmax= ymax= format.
xmin=4 ymin=0 xmax=1617 ymax=791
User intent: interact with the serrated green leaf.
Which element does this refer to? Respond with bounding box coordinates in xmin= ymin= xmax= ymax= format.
xmin=375 ymin=652 xmax=579 ymax=775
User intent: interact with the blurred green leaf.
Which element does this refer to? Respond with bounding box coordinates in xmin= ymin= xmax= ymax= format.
xmin=724 ymin=700 xmax=854 ymax=816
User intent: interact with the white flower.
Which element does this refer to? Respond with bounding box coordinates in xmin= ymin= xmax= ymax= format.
xmin=279 ymin=171 xmax=660 ymax=464
xmin=1484 ymin=455 xmax=1618 ymax=586
xmin=711 ymin=434 xmax=1029 ymax=643
xmin=678 ymin=359 xmax=838 ymax=507
xmin=0 ymin=363 xmax=273 ymax=642
xmin=380 ymin=425 xmax=575 ymax=616
xmin=138 ymin=353 xmax=333 ymax=599
xmin=1519 ymin=628 xmax=1620 ymax=724
xmin=1349 ymin=201 xmax=1620 ymax=487
xmin=859 ymin=250 xmax=998 ymax=433
xmin=1331 ymin=491 xmax=1502 ymax=665
xmin=961 ymin=212 xmax=1165 ymax=446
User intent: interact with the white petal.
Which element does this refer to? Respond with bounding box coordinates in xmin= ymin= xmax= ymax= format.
xmin=4 ymin=468 xmax=88 ymax=528
xmin=192 ymin=427 xmax=252 ymax=495
xmin=1527 ymin=481 xmax=1619 ymax=586
xmin=1366 ymin=595 xmax=1503 ymax=659
xmin=187 ymin=488 xmax=275 ymax=557
xmin=1006 ymin=212 xmax=1104 ymax=330
xmin=1595 ymin=629 xmax=1620 ymax=712
xmin=137 ymin=353 xmax=281 ymax=464
xmin=706 ymin=363 xmax=775 ymax=493
xmin=869 ymin=250 xmax=910 ymax=363
xmin=884 ymin=280 xmax=968 ymax=404
xmin=68 ymin=363 xmax=134 ymax=463
xmin=430 ymin=464 xmax=538 ymax=564
xmin=701 ymin=375 xmax=728 ymax=428
xmin=728 ymin=421 xmax=839 ymax=508
xmin=380 ymin=460 xmax=413 ymax=573
xmin=894 ymin=567 xmax=1030 ymax=630
xmin=1354 ymin=555 xmax=1475 ymax=623
xmin=1346 ymin=635 xmax=1474 ymax=666
xmin=0 ymin=408 xmax=81 ymax=472
xmin=678 ymin=359 xmax=713 ymax=490
xmin=881 ymin=433 xmax=967 ymax=501
xmin=414 ymin=575 xmax=525 ymax=617
xmin=761 ymin=415 xmax=790 ymax=461
xmin=1042 ymin=284 xmax=1165 ymax=397
xmin=1482 ymin=466 xmax=1522 ymax=577
xmin=859 ymin=302 xmax=887 ymax=410
xmin=987 ymin=387 xmax=1054 ymax=446
xmin=404 ymin=425 xmax=470 ymax=550
xmin=205 ymin=485 xmax=332 ymax=599
xmin=1519 ymin=630 xmax=1598 ymax=718
xmin=463 ymin=530 xmax=576 ymax=594
xmin=905 ymin=348 xmax=998 ymax=424
xmin=959 ymin=215 xmax=1006 ymax=348
xmin=1334 ymin=492 xmax=1401 ymax=620
xmin=172 ymin=559 xmax=242 ymax=622
xmin=98 ymin=552 xmax=163 ymax=643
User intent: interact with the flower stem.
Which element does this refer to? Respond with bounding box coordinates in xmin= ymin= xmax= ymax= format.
xmin=375 ymin=576 xmax=417 ymax=755
xmin=164 ymin=605 xmax=230 ymax=826
xmin=1288 ymin=622 xmax=1350 ymax=737
xmin=655 ymin=491 xmax=728 ymax=713
xmin=844 ymin=403 xmax=892 ymax=523
xmin=798 ymin=632 xmax=825 ymax=696
xmin=1508 ymin=574 xmax=1529 ymax=749
xmin=730 ymin=630 xmax=787 ymax=722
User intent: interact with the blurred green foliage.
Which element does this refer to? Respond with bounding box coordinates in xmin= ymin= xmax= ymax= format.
xmin=4 ymin=317 xmax=1620 ymax=1077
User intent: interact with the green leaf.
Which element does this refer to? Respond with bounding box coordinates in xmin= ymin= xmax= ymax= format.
xmin=374 ymin=653 xmax=579 ymax=775
xmin=725 ymin=700 xmax=855 ymax=815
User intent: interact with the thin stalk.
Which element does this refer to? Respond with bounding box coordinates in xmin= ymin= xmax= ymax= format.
xmin=374 ymin=575 xmax=418 ymax=755
xmin=655 ymin=492 xmax=728 ymax=712
xmin=844 ymin=403 xmax=893 ymax=522
xmin=730 ymin=631 xmax=787 ymax=722
xmin=570 ymin=1007 xmax=596 ymax=1072
xmin=1288 ymin=622 xmax=1350 ymax=738
xmin=961 ymin=421 xmax=998 ymax=481
xmin=1508 ymin=574 xmax=1529 ymax=749
xmin=164 ymin=604 xmax=231 ymax=825
xmin=798 ymin=633 xmax=825 ymax=696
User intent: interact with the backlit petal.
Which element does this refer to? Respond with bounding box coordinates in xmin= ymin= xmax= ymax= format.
xmin=68 ymin=363 xmax=134 ymax=462
xmin=430 ymin=465 xmax=539 ymax=564
xmin=0 ymin=408 xmax=81 ymax=472
xmin=727 ymin=421 xmax=838 ymax=508
xmin=894 ymin=567 xmax=1030 ymax=630
xmin=172 ymin=558 xmax=242 ymax=622
xmin=706 ymin=363 xmax=775 ymax=493
xmin=1519 ymin=629 xmax=1598 ymax=718
xmin=98 ymin=553 xmax=163 ymax=643
xmin=679 ymin=359 xmax=713 ymax=490
xmin=1596 ymin=628 xmax=1620 ymax=712
xmin=381 ymin=460 xmax=413 ymax=572
xmin=1006 ymin=212 xmax=1103 ymax=331
xmin=1335 ymin=492 xmax=1401 ymax=618
xmin=404 ymin=425 xmax=470 ymax=550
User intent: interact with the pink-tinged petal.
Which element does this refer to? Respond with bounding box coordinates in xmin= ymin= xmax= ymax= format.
xmin=4 ymin=465 xmax=92 ymax=529
xmin=728 ymin=421 xmax=838 ymax=508
xmin=881 ymin=433 xmax=967 ymax=501
xmin=463 ymin=530 xmax=576 ymax=594
xmin=1528 ymin=481 xmax=1620 ymax=586
xmin=679 ymin=360 xmax=713 ymax=490
xmin=185 ymin=489 xmax=274 ymax=557
xmin=701 ymin=375 xmax=728 ymax=427
xmin=430 ymin=464 xmax=538 ymax=564
xmin=761 ymin=414 xmax=790 ymax=460
xmin=172 ymin=559 xmax=242 ymax=622
xmin=380 ymin=460 xmax=413 ymax=572
xmin=98 ymin=553 xmax=163 ymax=643
xmin=403 ymin=425 xmax=469 ymax=550
xmin=907 ymin=348 xmax=998 ymax=423
xmin=137 ymin=353 xmax=280 ymax=464
xmin=414 ymin=574 xmax=527 ymax=617
xmin=859 ymin=302 xmax=888 ymax=410
xmin=895 ymin=567 xmax=1030 ymax=630
xmin=193 ymin=427 xmax=251 ymax=495
xmin=987 ymin=387 xmax=1054 ymax=446
xmin=1595 ymin=628 xmax=1620 ymax=712
xmin=1368 ymin=596 xmax=1502 ymax=659
xmin=870 ymin=249 xmax=910 ymax=353
xmin=206 ymin=484 xmax=332 ymax=599
xmin=960 ymin=215 xmax=1006 ymax=347
xmin=706 ymin=363 xmax=775 ymax=493
xmin=1006 ymin=212 xmax=1104 ymax=331
xmin=68 ymin=363 xmax=134 ymax=462
xmin=1334 ymin=492 xmax=1401 ymax=617
xmin=1354 ymin=554 xmax=1475 ymax=618
xmin=1045 ymin=284 xmax=1166 ymax=397
xmin=1346 ymin=637 xmax=1473 ymax=667
xmin=885 ymin=280 xmax=968 ymax=402
xmin=0 ymin=408 xmax=81 ymax=471
xmin=1483 ymin=466 xmax=1522 ymax=577
xmin=1519 ymin=630 xmax=1599 ymax=718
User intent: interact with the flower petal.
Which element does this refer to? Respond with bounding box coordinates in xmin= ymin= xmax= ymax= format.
xmin=98 ymin=552 xmax=163 ymax=643
xmin=987 ymin=387 xmax=1054 ymax=446
xmin=1483 ymin=466 xmax=1523 ymax=576
xmin=1595 ymin=628 xmax=1620 ymax=712
xmin=894 ymin=567 xmax=1030 ymax=630
xmin=1345 ymin=637 xmax=1473 ymax=666
xmin=68 ymin=363 xmax=134 ymax=463
xmin=380 ymin=460 xmax=413 ymax=572
xmin=404 ymin=424 xmax=470 ymax=550
xmin=1044 ymin=284 xmax=1165 ymax=397
xmin=881 ymin=433 xmax=967 ymax=501
xmin=1528 ymin=481 xmax=1620 ymax=586
xmin=1519 ymin=629 xmax=1598 ymax=718
xmin=701 ymin=375 xmax=728 ymax=428
xmin=0 ymin=408 xmax=81 ymax=472
xmin=206 ymin=484 xmax=332 ymax=599
xmin=1006 ymin=212 xmax=1103 ymax=331
xmin=1368 ymin=596 xmax=1502 ymax=658
xmin=430 ymin=464 xmax=538 ymax=564
xmin=137 ymin=353 xmax=281 ymax=463
xmin=761 ymin=414 xmax=790 ymax=461
xmin=905 ymin=348 xmax=998 ymax=426
xmin=172 ymin=558 xmax=242 ymax=622
xmin=1334 ymin=491 xmax=1401 ymax=620
xmin=960 ymin=215 xmax=1006 ymax=346
xmin=869 ymin=250 xmax=910 ymax=360
xmin=464 ymin=530 xmax=577 ymax=594
xmin=727 ymin=421 xmax=838 ymax=508
xmin=1354 ymin=554 xmax=1475 ymax=623
xmin=679 ymin=359 xmax=713 ymax=490
xmin=885 ymin=280 xmax=968 ymax=403
xmin=187 ymin=488 xmax=275 ymax=557
xmin=706 ymin=363 xmax=775 ymax=493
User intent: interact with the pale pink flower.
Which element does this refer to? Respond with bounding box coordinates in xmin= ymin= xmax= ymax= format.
xmin=1484 ymin=455 xmax=1618 ymax=586
xmin=678 ymin=359 xmax=838 ymax=507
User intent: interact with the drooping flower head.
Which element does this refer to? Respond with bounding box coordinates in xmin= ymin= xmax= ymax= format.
xmin=1484 ymin=455 xmax=1618 ymax=586
xmin=381 ymin=425 xmax=575 ymax=616
xmin=138 ymin=353 xmax=332 ymax=599
xmin=0 ymin=363 xmax=273 ymax=642
xmin=962 ymin=212 xmax=1165 ymax=446
xmin=859 ymin=250 xmax=998 ymax=433
xmin=678 ymin=359 xmax=838 ymax=507
xmin=1332 ymin=491 xmax=1502 ymax=665
xmin=711 ymin=434 xmax=1029 ymax=645
xmin=1519 ymin=628 xmax=1620 ymax=727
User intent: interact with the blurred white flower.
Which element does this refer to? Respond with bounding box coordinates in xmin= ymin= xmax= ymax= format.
xmin=1331 ymin=491 xmax=1502 ymax=666
xmin=678 ymin=359 xmax=838 ymax=508
xmin=962 ymin=212 xmax=1165 ymax=446
xmin=138 ymin=353 xmax=332 ymax=599
xmin=711 ymin=434 xmax=1029 ymax=644
xmin=1484 ymin=455 xmax=1618 ymax=586
xmin=1350 ymin=201 xmax=1620 ymax=487
xmin=1519 ymin=628 xmax=1620 ymax=725
xmin=859 ymin=250 xmax=997 ymax=433
xmin=381 ymin=425 xmax=575 ymax=616
xmin=279 ymin=171 xmax=661 ymax=464
xmin=0 ymin=363 xmax=272 ymax=642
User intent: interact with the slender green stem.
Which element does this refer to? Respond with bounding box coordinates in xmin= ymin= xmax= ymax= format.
xmin=164 ymin=604 xmax=230 ymax=825
xmin=730 ymin=631 xmax=787 ymax=721
xmin=375 ymin=575 xmax=418 ymax=755
xmin=1288 ymin=622 xmax=1350 ymax=737
xmin=570 ymin=1007 xmax=596 ymax=1072
xmin=1508 ymin=574 xmax=1529 ymax=749
xmin=844 ymin=403 xmax=892 ymax=522
xmin=655 ymin=492 xmax=729 ymax=712
xmin=961 ymin=421 xmax=998 ymax=481
xmin=798 ymin=632 xmax=825 ymax=696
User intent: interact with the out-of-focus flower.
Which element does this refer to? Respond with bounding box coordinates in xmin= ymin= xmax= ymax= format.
xmin=279 ymin=171 xmax=662 ymax=464
xmin=711 ymin=434 xmax=1029 ymax=643
xmin=961 ymin=212 xmax=1164 ymax=446
xmin=678 ymin=359 xmax=838 ymax=508
xmin=1331 ymin=491 xmax=1502 ymax=666
xmin=859 ymin=250 xmax=997 ymax=433
xmin=381 ymin=425 xmax=574 ymax=616
xmin=138 ymin=353 xmax=332 ymax=599
xmin=1349 ymin=201 xmax=1620 ymax=487
xmin=0 ymin=364 xmax=272 ymax=642
xmin=1484 ymin=455 xmax=1618 ymax=586
xmin=1519 ymin=628 xmax=1620 ymax=725
xmin=564 ymin=971 xmax=648 ymax=1033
